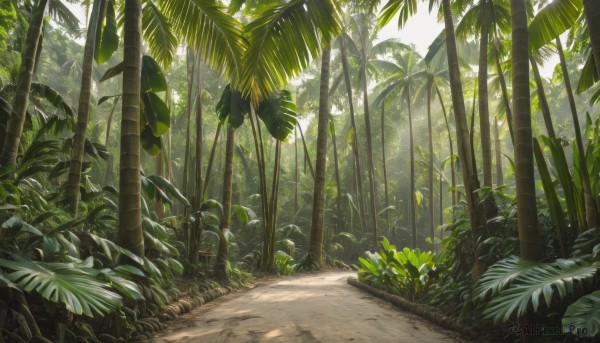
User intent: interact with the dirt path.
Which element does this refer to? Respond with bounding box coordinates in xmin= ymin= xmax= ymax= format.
xmin=153 ymin=272 xmax=465 ymax=343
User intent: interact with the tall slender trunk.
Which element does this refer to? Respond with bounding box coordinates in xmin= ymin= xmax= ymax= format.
xmin=479 ymin=1 xmax=493 ymax=187
xmin=119 ymin=0 xmax=144 ymax=257
xmin=493 ymin=116 xmax=504 ymax=186
xmin=0 ymin=0 xmax=48 ymax=169
xmin=512 ymin=0 xmax=541 ymax=262
xmin=294 ymin=128 xmax=299 ymax=217
xmin=330 ymin=120 xmax=345 ymax=233
xmin=268 ymin=140 xmax=282 ymax=262
xmin=492 ymin=34 xmax=514 ymax=143
xmin=216 ymin=128 xmax=234 ymax=280
xmin=442 ymin=0 xmax=487 ymax=276
xmin=189 ymin=93 xmax=203 ymax=265
xmin=202 ymin=123 xmax=222 ymax=199
xmin=104 ymin=97 xmax=119 ymax=184
xmin=427 ymin=85 xmax=434 ymax=246
xmin=530 ymin=56 xmax=556 ymax=138
xmin=583 ymin=0 xmax=600 ymax=78
xmin=360 ymin=43 xmax=378 ymax=246
xmin=308 ymin=45 xmax=331 ymax=267
xmin=182 ymin=49 xmax=196 ymax=199
xmin=194 ymin=93 xmax=204 ymax=209
xmin=436 ymin=86 xmax=456 ymax=209
xmin=381 ymin=103 xmax=390 ymax=228
xmin=556 ymin=37 xmax=598 ymax=231
xmin=406 ymin=89 xmax=417 ymax=249
xmin=298 ymin=125 xmax=314 ymax=178
xmin=66 ymin=0 xmax=101 ymax=216
xmin=340 ymin=35 xmax=367 ymax=233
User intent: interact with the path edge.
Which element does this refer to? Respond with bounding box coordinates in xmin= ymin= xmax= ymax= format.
xmin=347 ymin=276 xmax=480 ymax=341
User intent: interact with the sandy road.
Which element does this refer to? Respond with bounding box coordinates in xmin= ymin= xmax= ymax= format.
xmin=153 ymin=271 xmax=464 ymax=343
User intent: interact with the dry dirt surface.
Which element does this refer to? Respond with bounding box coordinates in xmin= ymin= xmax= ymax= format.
xmin=153 ymin=271 xmax=466 ymax=343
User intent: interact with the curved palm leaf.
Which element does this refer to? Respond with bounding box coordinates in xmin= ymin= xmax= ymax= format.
xmin=216 ymin=84 xmax=250 ymax=129
xmin=562 ymin=291 xmax=600 ymax=336
xmin=0 ymin=257 xmax=122 ymax=317
xmin=256 ymin=90 xmax=298 ymax=141
xmin=378 ymin=0 xmax=417 ymax=29
xmin=529 ymin=0 xmax=582 ymax=53
xmin=142 ymin=0 xmax=177 ymax=67
xmin=482 ymin=258 xmax=599 ymax=324
xmin=95 ymin=0 xmax=119 ymax=64
xmin=159 ymin=0 xmax=246 ymax=81
xmin=241 ymin=0 xmax=342 ymax=103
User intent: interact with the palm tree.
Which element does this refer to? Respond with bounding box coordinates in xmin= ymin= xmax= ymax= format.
xmin=0 ymin=0 xmax=48 ymax=170
xmin=118 ymin=0 xmax=144 ymax=257
xmin=66 ymin=0 xmax=103 ymax=216
xmin=374 ymin=48 xmax=425 ymax=248
xmin=512 ymin=0 xmax=541 ymax=261
xmin=308 ymin=45 xmax=331 ymax=267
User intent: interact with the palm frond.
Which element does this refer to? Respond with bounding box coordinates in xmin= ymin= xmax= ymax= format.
xmin=528 ymin=0 xmax=582 ymax=53
xmin=159 ymin=0 xmax=246 ymax=81
xmin=0 ymin=257 xmax=122 ymax=317
xmin=481 ymin=257 xmax=598 ymax=324
xmin=378 ymin=0 xmax=418 ymax=29
xmin=142 ymin=0 xmax=177 ymax=68
xmin=241 ymin=0 xmax=342 ymax=103
xmin=562 ymin=291 xmax=600 ymax=336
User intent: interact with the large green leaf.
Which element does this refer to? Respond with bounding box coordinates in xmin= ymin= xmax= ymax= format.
xmin=256 ymin=90 xmax=298 ymax=141
xmin=140 ymin=126 xmax=162 ymax=156
xmin=142 ymin=92 xmax=170 ymax=136
xmin=482 ymin=258 xmax=598 ymax=324
xmin=216 ymin=84 xmax=250 ymax=129
xmin=529 ymin=0 xmax=582 ymax=53
xmin=562 ymin=291 xmax=600 ymax=336
xmin=241 ymin=0 xmax=341 ymax=102
xmin=159 ymin=0 xmax=246 ymax=82
xmin=94 ymin=0 xmax=119 ymax=64
xmin=98 ymin=61 xmax=124 ymax=82
xmin=147 ymin=175 xmax=190 ymax=206
xmin=577 ymin=51 xmax=598 ymax=94
xmin=473 ymin=255 xmax=539 ymax=303
xmin=0 ymin=257 xmax=122 ymax=317
xmin=141 ymin=55 xmax=167 ymax=93
xmin=142 ymin=0 xmax=177 ymax=68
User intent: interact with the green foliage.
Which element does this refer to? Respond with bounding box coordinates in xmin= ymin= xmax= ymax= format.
xmin=474 ymin=255 xmax=600 ymax=327
xmin=274 ymin=250 xmax=296 ymax=275
xmin=94 ymin=0 xmax=119 ymax=64
xmin=562 ymin=291 xmax=600 ymax=336
xmin=354 ymin=237 xmax=438 ymax=300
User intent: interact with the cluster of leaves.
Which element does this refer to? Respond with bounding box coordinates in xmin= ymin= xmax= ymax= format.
xmin=354 ymin=237 xmax=438 ymax=301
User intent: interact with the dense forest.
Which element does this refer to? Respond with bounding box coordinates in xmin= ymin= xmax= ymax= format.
xmin=0 ymin=0 xmax=599 ymax=341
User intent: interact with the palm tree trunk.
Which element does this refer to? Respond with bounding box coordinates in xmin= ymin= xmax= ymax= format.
xmin=583 ymin=0 xmax=600 ymax=78
xmin=381 ymin=103 xmax=390 ymax=228
xmin=406 ymin=89 xmax=417 ymax=249
xmin=530 ymin=56 xmax=556 ymax=138
xmin=436 ymin=86 xmax=456 ymax=209
xmin=182 ymin=48 xmax=196 ymax=200
xmin=493 ymin=116 xmax=504 ymax=186
xmin=0 ymin=0 xmax=48 ymax=169
xmin=104 ymin=97 xmax=119 ymax=184
xmin=294 ymin=127 xmax=299 ymax=217
xmin=216 ymin=127 xmax=234 ymax=280
xmin=360 ymin=49 xmax=378 ymax=247
xmin=202 ymin=122 xmax=222 ymax=199
xmin=66 ymin=0 xmax=101 ymax=216
xmin=427 ymin=85 xmax=435 ymax=247
xmin=442 ymin=0 xmax=487 ymax=275
xmin=330 ymin=120 xmax=345 ymax=233
xmin=119 ymin=0 xmax=144 ymax=257
xmin=308 ymin=45 xmax=331 ymax=267
xmin=298 ymin=125 xmax=314 ymax=179
xmin=556 ymin=37 xmax=598 ymax=231
xmin=340 ymin=34 xmax=367 ymax=233
xmin=492 ymin=35 xmax=514 ymax=143
xmin=479 ymin=2 xmax=493 ymax=187
xmin=512 ymin=0 xmax=541 ymax=261
xmin=189 ymin=93 xmax=203 ymax=266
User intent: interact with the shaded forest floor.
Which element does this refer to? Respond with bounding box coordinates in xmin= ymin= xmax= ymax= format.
xmin=152 ymin=271 xmax=467 ymax=342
